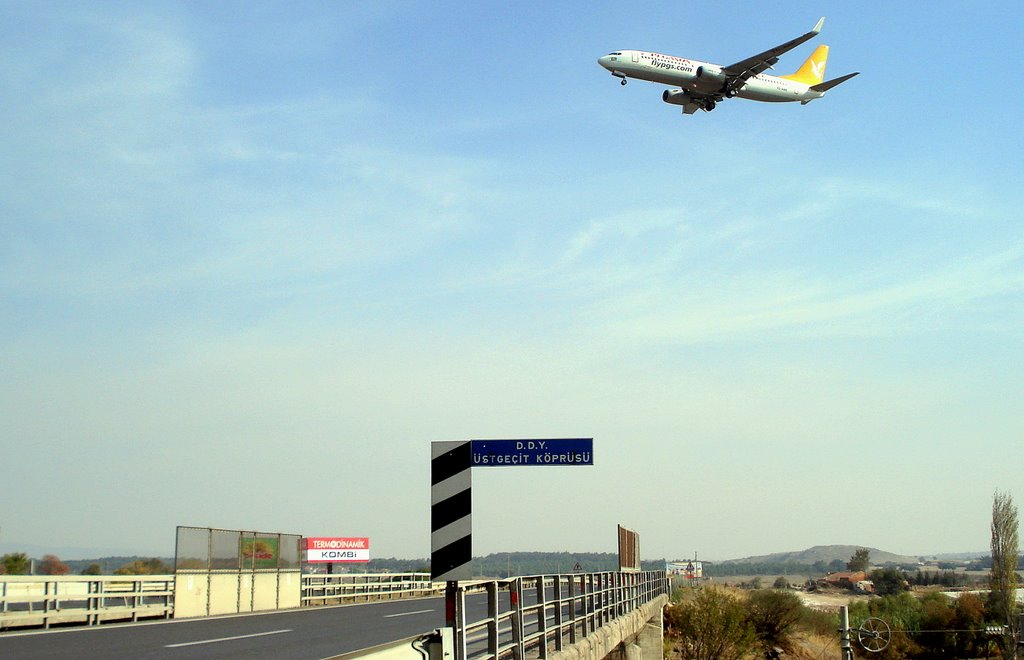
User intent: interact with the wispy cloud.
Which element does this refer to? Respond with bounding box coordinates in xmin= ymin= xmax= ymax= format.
xmin=463 ymin=170 xmax=1024 ymax=345
xmin=0 ymin=11 xmax=491 ymax=305
xmin=604 ymin=245 xmax=1024 ymax=343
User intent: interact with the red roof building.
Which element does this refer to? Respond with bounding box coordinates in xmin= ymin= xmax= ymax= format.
xmin=823 ymin=571 xmax=867 ymax=587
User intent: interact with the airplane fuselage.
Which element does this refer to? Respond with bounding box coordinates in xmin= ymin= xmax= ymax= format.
xmin=598 ymin=50 xmax=825 ymax=104
xmin=598 ymin=18 xmax=857 ymax=115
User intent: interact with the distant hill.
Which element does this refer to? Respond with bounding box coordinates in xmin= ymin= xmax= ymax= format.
xmin=0 ymin=541 xmax=168 ymax=561
xmin=61 ymin=556 xmax=174 ymax=575
xmin=721 ymin=545 xmax=922 ymax=566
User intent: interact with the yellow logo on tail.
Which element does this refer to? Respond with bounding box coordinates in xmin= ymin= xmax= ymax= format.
xmin=782 ymin=44 xmax=828 ymax=85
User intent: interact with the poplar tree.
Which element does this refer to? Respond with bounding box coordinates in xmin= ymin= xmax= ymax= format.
xmin=990 ymin=490 xmax=1019 ymax=659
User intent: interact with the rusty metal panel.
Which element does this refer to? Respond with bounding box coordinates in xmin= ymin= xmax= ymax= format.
xmin=618 ymin=524 xmax=640 ymax=572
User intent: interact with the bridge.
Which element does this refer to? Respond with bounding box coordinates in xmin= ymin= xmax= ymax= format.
xmin=0 ymin=570 xmax=668 ymax=660
xmin=3 ymin=441 xmax=667 ymax=659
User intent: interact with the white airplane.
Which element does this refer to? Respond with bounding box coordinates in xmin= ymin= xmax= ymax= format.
xmin=598 ymin=17 xmax=858 ymax=114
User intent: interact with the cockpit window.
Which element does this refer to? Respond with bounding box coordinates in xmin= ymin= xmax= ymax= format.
xmin=608 ymin=52 xmax=622 ymax=56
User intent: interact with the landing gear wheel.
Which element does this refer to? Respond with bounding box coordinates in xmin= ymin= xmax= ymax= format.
xmin=620 ymin=79 xmax=627 ymax=85
xmin=705 ymin=101 xmax=716 ymax=111
xmin=858 ymin=618 xmax=891 ymax=653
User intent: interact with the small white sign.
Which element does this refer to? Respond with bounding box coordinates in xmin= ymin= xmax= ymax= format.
xmin=307 ymin=548 xmax=370 ymax=562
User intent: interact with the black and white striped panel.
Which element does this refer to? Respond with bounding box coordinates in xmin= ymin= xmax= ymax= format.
xmin=431 ymin=441 xmax=472 ymax=582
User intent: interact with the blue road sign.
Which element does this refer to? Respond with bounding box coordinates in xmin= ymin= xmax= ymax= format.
xmin=470 ymin=438 xmax=593 ymax=467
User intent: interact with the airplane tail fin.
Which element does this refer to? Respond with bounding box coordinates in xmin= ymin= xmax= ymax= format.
xmin=781 ymin=44 xmax=828 ymax=85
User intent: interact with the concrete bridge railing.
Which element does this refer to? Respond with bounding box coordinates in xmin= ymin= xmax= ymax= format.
xmin=3 ymin=569 xmax=669 ymax=660
xmin=0 ymin=572 xmax=438 ymax=631
xmin=0 ymin=575 xmax=174 ymax=630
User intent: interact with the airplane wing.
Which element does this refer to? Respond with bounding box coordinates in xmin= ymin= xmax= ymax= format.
xmin=720 ymin=17 xmax=825 ymax=91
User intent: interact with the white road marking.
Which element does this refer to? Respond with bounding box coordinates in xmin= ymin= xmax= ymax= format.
xmin=165 ymin=629 xmax=293 ymax=648
xmin=383 ymin=609 xmax=435 ymax=618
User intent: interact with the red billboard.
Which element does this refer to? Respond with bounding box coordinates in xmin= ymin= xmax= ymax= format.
xmin=304 ymin=537 xmax=370 ymax=563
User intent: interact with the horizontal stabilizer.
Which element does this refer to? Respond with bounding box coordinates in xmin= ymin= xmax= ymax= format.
xmin=811 ymin=71 xmax=859 ymax=92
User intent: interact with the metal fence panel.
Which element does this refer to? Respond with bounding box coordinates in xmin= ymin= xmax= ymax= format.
xmin=174 ymin=526 xmax=209 ymax=571
xmin=279 ymin=534 xmax=300 ymax=570
xmin=172 ymin=526 xmax=302 ymax=618
xmin=211 ymin=529 xmax=241 ymax=570
xmin=452 ymin=570 xmax=668 ymax=660
xmin=175 ymin=526 xmax=302 ymax=572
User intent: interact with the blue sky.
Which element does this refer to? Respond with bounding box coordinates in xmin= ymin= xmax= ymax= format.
xmin=1 ymin=0 xmax=1022 ymax=561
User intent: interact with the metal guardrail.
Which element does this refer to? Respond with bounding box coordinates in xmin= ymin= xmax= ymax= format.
xmin=454 ymin=570 xmax=668 ymax=660
xmin=1 ymin=569 xmax=668 ymax=649
xmin=0 ymin=572 xmax=436 ymax=631
xmin=301 ymin=573 xmax=439 ymax=605
xmin=0 ymin=575 xmax=174 ymax=630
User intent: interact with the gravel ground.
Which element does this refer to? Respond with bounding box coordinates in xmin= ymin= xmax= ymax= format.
xmin=796 ymin=590 xmax=870 ymax=610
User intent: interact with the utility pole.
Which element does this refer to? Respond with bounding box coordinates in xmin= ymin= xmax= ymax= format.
xmin=839 ymin=606 xmax=855 ymax=660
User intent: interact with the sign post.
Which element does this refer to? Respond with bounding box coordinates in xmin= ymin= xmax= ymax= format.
xmin=431 ymin=438 xmax=594 ymax=660
xmin=430 ymin=438 xmax=594 ymax=582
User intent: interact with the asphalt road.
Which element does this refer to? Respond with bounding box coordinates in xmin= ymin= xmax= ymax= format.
xmin=0 ymin=584 xmax=567 ymax=660
xmin=0 ymin=596 xmax=453 ymax=660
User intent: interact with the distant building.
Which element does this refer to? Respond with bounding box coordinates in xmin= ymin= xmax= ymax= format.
xmin=667 ymin=561 xmax=703 ymax=579
xmin=823 ymin=571 xmax=867 ymax=588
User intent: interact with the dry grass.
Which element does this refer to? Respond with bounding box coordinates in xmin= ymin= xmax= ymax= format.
xmin=783 ymin=632 xmax=840 ymax=659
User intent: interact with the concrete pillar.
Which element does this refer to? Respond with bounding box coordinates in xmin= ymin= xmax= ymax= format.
xmin=604 ymin=643 xmax=627 ymax=660
xmin=637 ymin=618 xmax=663 ymax=659
xmin=624 ymin=642 xmax=642 ymax=660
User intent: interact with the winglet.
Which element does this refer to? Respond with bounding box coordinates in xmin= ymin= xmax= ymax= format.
xmin=812 ymin=17 xmax=825 ymax=35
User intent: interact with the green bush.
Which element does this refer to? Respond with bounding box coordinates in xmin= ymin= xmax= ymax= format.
xmin=746 ymin=589 xmax=804 ymax=653
xmin=666 ymin=587 xmax=757 ymax=660
xmin=951 ymin=592 xmax=988 ymax=658
xmin=871 ymin=567 xmax=910 ymax=595
xmin=114 ymin=558 xmax=170 ymax=575
xmin=2 ymin=552 xmax=29 ymax=575
xmin=916 ymin=592 xmax=955 ymax=656
xmin=849 ymin=593 xmax=923 ymax=659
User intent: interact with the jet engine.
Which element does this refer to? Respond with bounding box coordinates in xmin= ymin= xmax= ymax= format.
xmin=662 ymin=89 xmax=692 ymax=106
xmin=694 ymin=65 xmax=727 ymax=88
